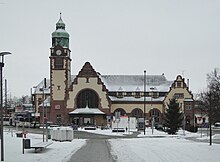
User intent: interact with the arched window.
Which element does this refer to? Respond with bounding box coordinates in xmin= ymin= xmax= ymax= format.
xmin=114 ymin=108 xmax=126 ymax=116
xmin=149 ymin=108 xmax=161 ymax=123
xmin=76 ymin=89 xmax=99 ymax=108
xmin=131 ymin=108 xmax=143 ymax=118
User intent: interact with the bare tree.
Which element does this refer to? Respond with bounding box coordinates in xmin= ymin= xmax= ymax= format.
xmin=198 ymin=68 xmax=220 ymax=145
xmin=199 ymin=68 xmax=220 ymax=123
xmin=206 ymin=68 xmax=220 ymax=123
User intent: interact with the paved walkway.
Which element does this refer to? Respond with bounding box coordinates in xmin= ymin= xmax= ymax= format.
xmin=68 ymin=139 xmax=116 ymax=162
xmin=68 ymin=131 xmax=140 ymax=162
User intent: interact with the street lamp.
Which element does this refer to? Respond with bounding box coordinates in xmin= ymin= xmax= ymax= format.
xmin=39 ymin=78 xmax=47 ymax=142
xmin=181 ymin=103 xmax=186 ymax=136
xmin=40 ymin=78 xmax=47 ymax=142
xmin=0 ymin=51 xmax=11 ymax=161
xmin=143 ymin=70 xmax=146 ymax=135
xmin=150 ymin=87 xmax=155 ymax=135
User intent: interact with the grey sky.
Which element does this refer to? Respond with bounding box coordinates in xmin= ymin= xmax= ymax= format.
xmin=0 ymin=0 xmax=219 ymax=97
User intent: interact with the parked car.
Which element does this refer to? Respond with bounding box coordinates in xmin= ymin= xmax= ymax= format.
xmin=214 ymin=122 xmax=220 ymax=127
xmin=155 ymin=124 xmax=163 ymax=130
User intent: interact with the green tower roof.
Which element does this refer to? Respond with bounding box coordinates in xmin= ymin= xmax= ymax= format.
xmin=52 ymin=13 xmax=69 ymax=38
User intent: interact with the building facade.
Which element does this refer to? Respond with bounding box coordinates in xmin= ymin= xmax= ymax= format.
xmin=32 ymin=15 xmax=195 ymax=128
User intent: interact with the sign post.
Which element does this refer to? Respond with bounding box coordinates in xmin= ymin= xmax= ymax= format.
xmin=115 ymin=112 xmax=121 ymax=133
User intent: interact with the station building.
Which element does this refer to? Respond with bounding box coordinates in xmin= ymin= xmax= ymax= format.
xmin=32 ymin=15 xmax=195 ymax=128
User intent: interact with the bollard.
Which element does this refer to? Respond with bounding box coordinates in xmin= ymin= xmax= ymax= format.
xmin=24 ymin=132 xmax=26 ymax=138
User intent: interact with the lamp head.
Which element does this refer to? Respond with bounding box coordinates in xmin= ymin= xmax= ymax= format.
xmin=0 ymin=52 xmax=11 ymax=56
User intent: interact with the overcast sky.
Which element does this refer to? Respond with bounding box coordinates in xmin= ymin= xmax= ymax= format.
xmin=0 ymin=0 xmax=219 ymax=97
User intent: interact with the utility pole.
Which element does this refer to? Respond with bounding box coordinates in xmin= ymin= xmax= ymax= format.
xmin=209 ymin=105 xmax=212 ymax=146
xmin=4 ymin=80 xmax=7 ymax=116
xmin=42 ymin=78 xmax=47 ymax=142
xmin=0 ymin=51 xmax=11 ymax=161
xmin=144 ymin=70 xmax=146 ymax=135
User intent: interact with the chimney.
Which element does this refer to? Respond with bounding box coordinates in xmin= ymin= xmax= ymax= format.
xmin=187 ymin=79 xmax=189 ymax=89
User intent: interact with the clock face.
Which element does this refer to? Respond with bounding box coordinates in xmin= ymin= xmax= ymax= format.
xmin=56 ymin=50 xmax=62 ymax=56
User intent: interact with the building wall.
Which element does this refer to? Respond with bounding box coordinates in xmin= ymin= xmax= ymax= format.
xmin=51 ymin=70 xmax=66 ymax=100
xmin=164 ymin=88 xmax=193 ymax=110
xmin=164 ymin=76 xmax=193 ymax=112
xmin=34 ymin=94 xmax=42 ymax=113
xmin=94 ymin=115 xmax=106 ymax=126
xmin=111 ymin=103 xmax=163 ymax=114
xmin=67 ymin=77 xmax=109 ymax=110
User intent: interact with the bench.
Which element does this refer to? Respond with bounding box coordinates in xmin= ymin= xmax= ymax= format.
xmin=84 ymin=127 xmax=96 ymax=130
xmin=31 ymin=141 xmax=53 ymax=152
xmin=23 ymin=139 xmax=53 ymax=153
xmin=112 ymin=128 xmax=125 ymax=132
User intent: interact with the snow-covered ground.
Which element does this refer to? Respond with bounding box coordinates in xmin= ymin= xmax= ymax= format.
xmin=1 ymin=128 xmax=220 ymax=162
xmin=2 ymin=130 xmax=86 ymax=162
xmin=110 ymin=137 xmax=220 ymax=162
xmin=82 ymin=128 xmax=220 ymax=162
xmin=109 ymin=128 xmax=220 ymax=162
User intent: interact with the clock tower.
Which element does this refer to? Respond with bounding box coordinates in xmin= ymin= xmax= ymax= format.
xmin=50 ymin=13 xmax=71 ymax=124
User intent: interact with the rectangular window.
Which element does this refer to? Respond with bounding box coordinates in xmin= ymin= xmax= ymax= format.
xmin=135 ymin=92 xmax=140 ymax=98
xmin=174 ymin=93 xmax=184 ymax=99
xmin=55 ymin=58 xmax=63 ymax=69
xmin=56 ymin=114 xmax=61 ymax=124
xmin=152 ymin=92 xmax=158 ymax=98
xmin=126 ymin=92 xmax=132 ymax=96
xmin=177 ymin=82 xmax=182 ymax=88
xmin=38 ymin=98 xmax=42 ymax=105
xmin=185 ymin=103 xmax=192 ymax=110
xmin=117 ymin=92 xmax=123 ymax=98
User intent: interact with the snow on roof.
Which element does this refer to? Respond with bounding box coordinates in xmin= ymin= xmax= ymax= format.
xmin=184 ymin=98 xmax=194 ymax=102
xmin=69 ymin=106 xmax=105 ymax=115
xmin=33 ymin=74 xmax=172 ymax=95
xmin=100 ymin=75 xmax=173 ymax=92
xmin=33 ymin=79 xmax=50 ymax=94
xmin=109 ymin=96 xmax=165 ymax=102
xmin=39 ymin=96 xmax=51 ymax=107
xmin=71 ymin=75 xmax=76 ymax=82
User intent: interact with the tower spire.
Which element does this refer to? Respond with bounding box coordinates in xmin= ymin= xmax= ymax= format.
xmin=52 ymin=13 xmax=69 ymax=47
xmin=56 ymin=12 xmax=65 ymax=30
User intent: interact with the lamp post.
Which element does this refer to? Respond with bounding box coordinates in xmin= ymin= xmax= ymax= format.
xmin=150 ymin=87 xmax=155 ymax=135
xmin=42 ymin=86 xmax=45 ymax=142
xmin=182 ymin=103 xmax=186 ymax=136
xmin=39 ymin=78 xmax=46 ymax=142
xmin=0 ymin=51 xmax=11 ymax=161
xmin=32 ymin=86 xmax=37 ymax=128
xmin=42 ymin=78 xmax=47 ymax=142
xmin=143 ymin=70 xmax=146 ymax=135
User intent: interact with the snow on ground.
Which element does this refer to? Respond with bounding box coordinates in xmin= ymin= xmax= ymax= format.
xmin=2 ymin=131 xmax=86 ymax=162
xmin=1 ymin=128 xmax=220 ymax=162
xmin=109 ymin=137 xmax=220 ymax=162
xmin=109 ymin=128 xmax=220 ymax=162
xmin=138 ymin=127 xmax=169 ymax=137
xmin=197 ymin=133 xmax=220 ymax=140
xmin=80 ymin=127 xmax=220 ymax=162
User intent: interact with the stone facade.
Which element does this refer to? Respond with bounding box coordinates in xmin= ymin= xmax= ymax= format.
xmin=32 ymin=15 xmax=195 ymax=128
